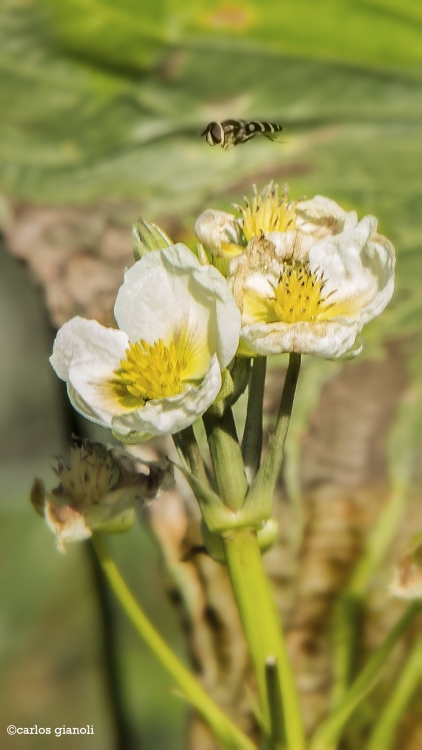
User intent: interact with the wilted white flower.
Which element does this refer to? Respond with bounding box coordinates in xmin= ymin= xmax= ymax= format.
xmin=31 ymin=437 xmax=174 ymax=551
xmin=390 ymin=534 xmax=422 ymax=600
xmin=50 ymin=245 xmax=240 ymax=440
xmin=194 ymin=183 xmax=357 ymax=266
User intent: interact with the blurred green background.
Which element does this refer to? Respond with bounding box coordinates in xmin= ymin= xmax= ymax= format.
xmin=1 ymin=0 xmax=422 ymax=747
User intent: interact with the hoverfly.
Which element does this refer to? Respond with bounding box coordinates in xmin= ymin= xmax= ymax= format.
xmin=202 ymin=119 xmax=283 ymax=149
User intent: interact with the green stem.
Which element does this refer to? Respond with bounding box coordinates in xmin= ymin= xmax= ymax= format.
xmin=242 ymin=353 xmax=301 ymax=523
xmin=366 ymin=636 xmax=422 ymax=750
xmin=92 ymin=534 xmax=257 ymax=750
xmin=330 ymin=393 xmax=418 ymax=708
xmin=242 ymin=357 xmax=267 ymax=484
xmin=203 ymin=408 xmax=248 ymax=511
xmin=347 ymin=393 xmax=417 ymax=598
xmin=173 ymin=425 xmax=209 ymax=485
xmin=265 ymin=657 xmax=286 ymax=749
xmin=310 ymin=602 xmax=421 ymax=750
xmin=222 ymin=529 xmax=305 ymax=750
xmin=331 ymin=594 xmax=364 ymax=709
xmin=347 ymin=479 xmax=413 ymax=598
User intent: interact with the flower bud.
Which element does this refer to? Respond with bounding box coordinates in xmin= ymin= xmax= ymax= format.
xmin=132 ymin=217 xmax=173 ymax=261
xmin=194 ymin=209 xmax=245 ymax=260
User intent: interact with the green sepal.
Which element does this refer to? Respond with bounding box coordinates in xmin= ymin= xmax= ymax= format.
xmin=174 ymin=461 xmax=238 ymax=532
xmin=207 ymin=368 xmax=234 ymax=417
xmin=133 ymin=218 xmax=173 ymax=261
xmin=227 ymin=357 xmax=251 ymax=406
xmin=112 ymin=429 xmax=154 ymax=444
xmin=202 ymin=517 xmax=279 ymax=563
xmin=88 ymin=506 xmax=135 ymax=535
xmin=85 ymin=486 xmax=138 ymax=532
xmin=207 ymin=358 xmax=251 ymax=417
xmin=196 ymin=242 xmax=210 ymax=266
xmin=213 ymin=255 xmax=231 ymax=277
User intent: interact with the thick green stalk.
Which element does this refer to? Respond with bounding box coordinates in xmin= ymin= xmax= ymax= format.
xmin=203 ymin=407 xmax=248 ymax=511
xmin=242 ymin=356 xmax=267 ymax=484
xmin=366 ymin=636 xmax=422 ymax=750
xmin=310 ymin=602 xmax=421 ymax=750
xmin=222 ymin=529 xmax=306 ymax=750
xmin=92 ymin=534 xmax=257 ymax=750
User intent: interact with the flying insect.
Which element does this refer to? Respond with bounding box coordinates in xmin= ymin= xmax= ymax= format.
xmin=202 ymin=119 xmax=283 ymax=149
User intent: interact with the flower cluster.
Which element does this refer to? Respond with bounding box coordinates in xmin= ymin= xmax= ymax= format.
xmin=195 ymin=183 xmax=396 ymax=359
xmin=49 ymin=182 xmax=395 ymax=441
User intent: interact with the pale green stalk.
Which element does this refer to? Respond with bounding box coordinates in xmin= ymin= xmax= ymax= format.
xmin=310 ymin=602 xmax=421 ymax=750
xmin=348 ymin=390 xmax=418 ymax=598
xmin=331 ymin=393 xmax=418 ymax=707
xmin=222 ymin=529 xmax=305 ymax=750
xmin=242 ymin=356 xmax=267 ymax=484
xmin=331 ymin=594 xmax=363 ymax=709
xmin=366 ymin=635 xmax=422 ymax=750
xmin=92 ymin=533 xmax=257 ymax=750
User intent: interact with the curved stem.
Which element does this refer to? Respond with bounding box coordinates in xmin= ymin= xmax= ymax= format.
xmin=86 ymin=541 xmax=138 ymax=750
xmin=223 ymin=529 xmax=305 ymax=750
xmin=92 ymin=533 xmax=257 ymax=750
xmin=366 ymin=635 xmax=422 ymax=750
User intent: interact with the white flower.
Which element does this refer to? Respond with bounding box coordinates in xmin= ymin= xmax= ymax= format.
xmin=228 ymin=216 xmax=395 ymax=359
xmin=50 ymin=245 xmax=240 ymax=439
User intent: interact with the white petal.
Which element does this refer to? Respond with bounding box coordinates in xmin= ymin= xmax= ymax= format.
xmin=45 ymin=501 xmax=92 ymax=552
xmin=241 ymin=319 xmax=360 ymax=359
xmin=111 ymin=355 xmax=222 ymax=437
xmin=50 ymin=317 xmax=130 ymax=426
xmin=309 ymin=217 xmax=395 ymax=320
xmin=115 ymin=244 xmax=240 ymax=372
xmin=296 ymin=195 xmax=358 ymax=236
xmin=266 ymin=229 xmax=315 ymax=262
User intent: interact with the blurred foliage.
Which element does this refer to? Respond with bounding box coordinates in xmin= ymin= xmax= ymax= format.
xmin=1 ymin=0 xmax=422 ymax=747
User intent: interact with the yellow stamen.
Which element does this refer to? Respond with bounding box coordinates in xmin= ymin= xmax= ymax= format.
xmin=110 ymin=339 xmax=188 ymax=408
xmin=244 ymin=261 xmax=341 ymax=325
xmin=235 ymin=182 xmax=297 ymax=242
xmin=272 ymin=262 xmax=330 ymax=324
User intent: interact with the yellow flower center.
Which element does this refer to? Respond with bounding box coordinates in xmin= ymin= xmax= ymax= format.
xmin=110 ymin=339 xmax=188 ymax=408
xmin=244 ymin=261 xmax=341 ymax=325
xmin=235 ymin=182 xmax=297 ymax=242
xmin=272 ymin=262 xmax=330 ymax=324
